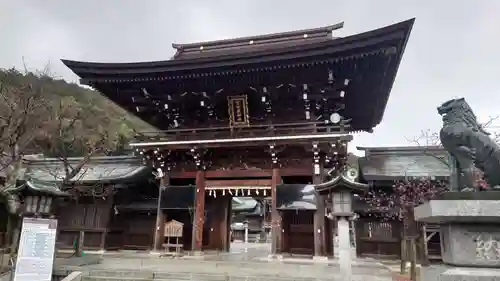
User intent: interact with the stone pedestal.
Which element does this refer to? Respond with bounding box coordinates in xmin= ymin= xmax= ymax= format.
xmin=337 ymin=217 xmax=352 ymax=281
xmin=414 ymin=192 xmax=500 ymax=281
xmin=267 ymin=254 xmax=283 ymax=261
xmin=313 ymin=255 xmax=328 ymax=262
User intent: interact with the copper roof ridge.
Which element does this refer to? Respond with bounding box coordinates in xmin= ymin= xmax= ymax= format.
xmin=171 ymin=22 xmax=344 ymax=50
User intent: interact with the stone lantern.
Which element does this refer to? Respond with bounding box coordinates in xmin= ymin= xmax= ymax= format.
xmin=315 ymin=173 xmax=368 ymax=281
xmin=331 ymin=190 xmax=353 ymax=217
xmin=315 ymin=172 xmax=368 ymax=216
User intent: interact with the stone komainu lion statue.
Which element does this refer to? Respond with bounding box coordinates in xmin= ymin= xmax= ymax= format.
xmin=438 ymin=98 xmax=500 ymax=191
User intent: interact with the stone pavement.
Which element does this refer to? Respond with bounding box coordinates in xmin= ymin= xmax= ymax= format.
xmin=57 ymin=243 xmax=394 ymax=281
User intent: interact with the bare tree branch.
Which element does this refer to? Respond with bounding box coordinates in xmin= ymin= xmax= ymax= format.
xmin=0 ymin=69 xmax=50 ymax=190
xmin=32 ymin=95 xmax=123 ymax=192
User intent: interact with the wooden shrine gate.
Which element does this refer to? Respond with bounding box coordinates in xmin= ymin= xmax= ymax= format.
xmin=281 ymin=210 xmax=314 ymax=255
xmin=354 ymin=217 xmax=402 ymax=259
xmin=281 ymin=210 xmax=334 ymax=256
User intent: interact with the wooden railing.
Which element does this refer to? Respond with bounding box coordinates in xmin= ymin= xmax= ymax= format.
xmin=135 ymin=121 xmax=350 ymax=142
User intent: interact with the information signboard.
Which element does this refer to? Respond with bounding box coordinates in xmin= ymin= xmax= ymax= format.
xmin=13 ymin=217 xmax=57 ymax=281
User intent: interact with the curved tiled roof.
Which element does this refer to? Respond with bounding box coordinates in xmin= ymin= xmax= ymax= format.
xmin=21 ymin=155 xmax=151 ymax=184
xmin=357 ymin=146 xmax=450 ymax=180
xmin=61 ymin=19 xmax=414 ymax=132
xmin=4 ymin=178 xmax=69 ymax=196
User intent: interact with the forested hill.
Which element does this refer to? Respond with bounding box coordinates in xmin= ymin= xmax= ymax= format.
xmin=0 ymin=68 xmax=155 ymax=156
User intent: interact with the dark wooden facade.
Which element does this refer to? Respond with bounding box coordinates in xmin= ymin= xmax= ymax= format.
xmin=355 ymin=146 xmax=450 ymax=259
xmin=62 ymin=19 xmax=414 ymax=256
xmin=18 ymin=156 xmax=155 ymax=251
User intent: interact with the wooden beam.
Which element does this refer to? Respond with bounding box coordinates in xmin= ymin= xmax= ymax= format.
xmin=425 ymin=231 xmax=437 ymax=242
xmin=170 ymin=167 xmax=312 ymax=179
xmin=205 ymin=179 xmax=272 ymax=187
xmin=131 ymin=133 xmax=353 ymax=150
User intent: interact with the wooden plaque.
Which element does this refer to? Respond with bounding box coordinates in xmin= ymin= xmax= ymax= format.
xmin=227 ymin=95 xmax=249 ymax=127
xmin=164 ymin=219 xmax=184 ymax=237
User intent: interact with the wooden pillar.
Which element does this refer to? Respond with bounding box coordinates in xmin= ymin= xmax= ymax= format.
xmin=355 ymin=219 xmax=363 ymax=257
xmin=313 ymin=169 xmax=326 ymax=257
xmin=206 ymin=199 xmax=216 ymax=250
xmin=270 ymin=168 xmax=281 ymax=256
xmin=76 ymin=231 xmax=85 ymax=257
xmin=153 ymin=174 xmax=169 ymax=252
xmin=100 ymin=196 xmax=115 ymax=251
xmin=220 ymin=196 xmax=230 ymax=252
xmin=226 ymin=195 xmax=232 ymax=251
xmin=325 ymin=216 xmax=334 ymax=256
xmin=191 ymin=170 xmax=206 ymax=252
xmin=420 ymin=224 xmax=430 ymax=266
xmin=206 ymin=198 xmax=224 ymax=250
xmin=281 ymin=212 xmax=289 ymax=253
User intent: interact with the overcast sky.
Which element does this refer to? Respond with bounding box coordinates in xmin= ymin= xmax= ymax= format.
xmin=1 ymin=0 xmax=500 ymax=153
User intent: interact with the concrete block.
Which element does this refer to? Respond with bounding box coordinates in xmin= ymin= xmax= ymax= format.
xmin=414 ymin=199 xmax=500 ymax=224
xmin=440 ymin=224 xmax=500 ymax=267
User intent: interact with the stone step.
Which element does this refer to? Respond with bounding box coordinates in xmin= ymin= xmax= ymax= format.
xmin=154 ymin=272 xmax=228 ymax=281
xmin=88 ymin=261 xmax=391 ymax=279
xmin=84 ymin=268 xmax=391 ymax=281
xmin=99 ymin=259 xmax=329 ymax=271
xmin=82 ymin=273 xmax=332 ymax=281
xmin=82 ymin=277 xmax=152 ymax=281
xmin=88 ymin=270 xmax=154 ymax=279
xmin=81 ymin=274 xmax=388 ymax=281
xmin=154 ymin=271 xmax=327 ymax=280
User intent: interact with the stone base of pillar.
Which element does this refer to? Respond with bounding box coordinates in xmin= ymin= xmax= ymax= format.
xmin=415 ymin=193 xmax=500 ymax=281
xmin=78 ymin=249 xmax=105 ymax=255
xmin=149 ymin=251 xmax=162 ymax=256
xmin=313 ymin=256 xmax=328 ymax=262
xmin=267 ymin=254 xmax=283 ymax=261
